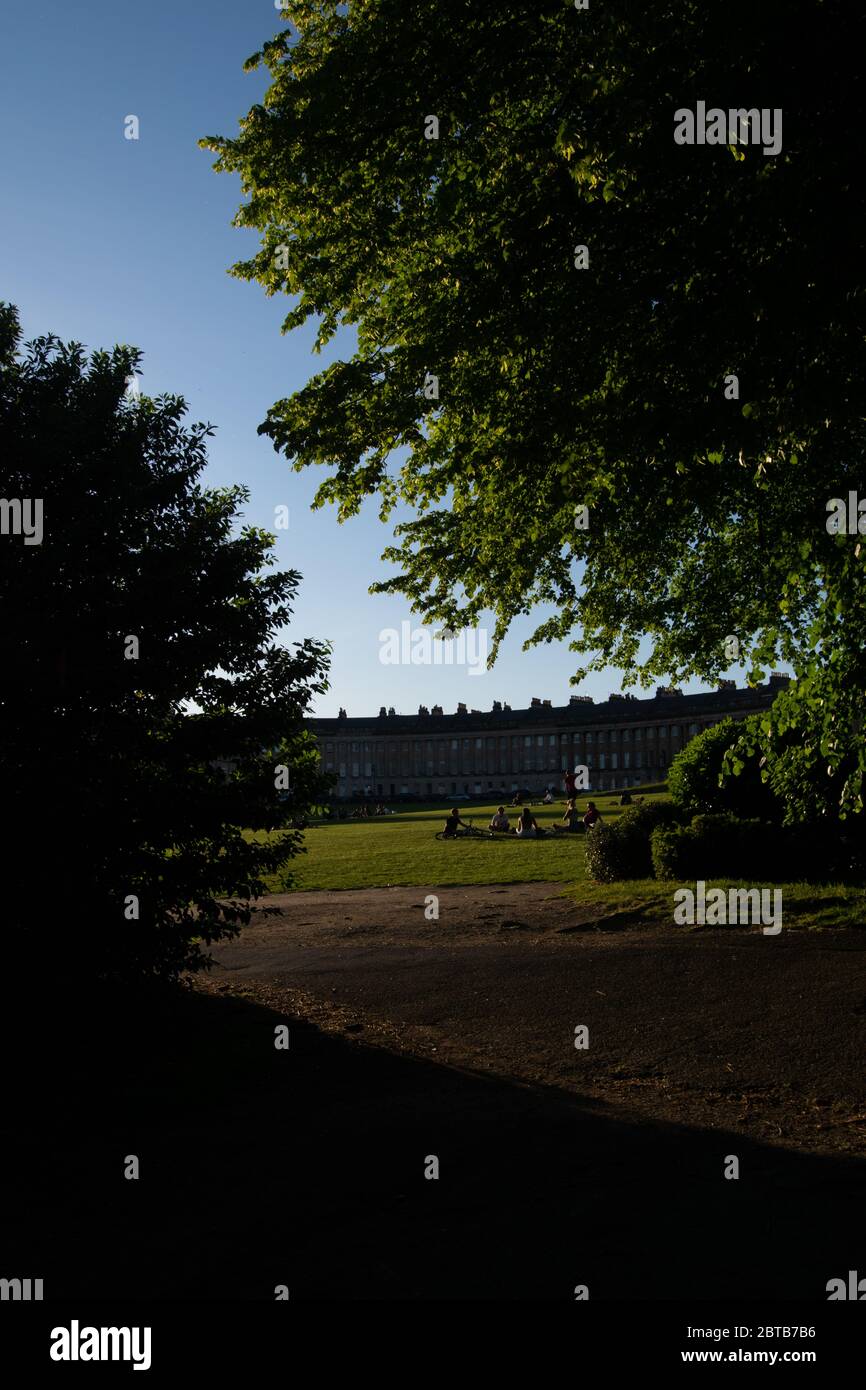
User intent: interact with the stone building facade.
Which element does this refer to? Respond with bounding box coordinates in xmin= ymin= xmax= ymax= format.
xmin=308 ymin=675 xmax=789 ymax=801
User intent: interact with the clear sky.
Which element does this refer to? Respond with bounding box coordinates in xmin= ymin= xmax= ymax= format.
xmin=0 ymin=0 xmax=757 ymax=716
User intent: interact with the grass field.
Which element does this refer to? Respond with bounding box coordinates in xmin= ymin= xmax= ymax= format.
xmin=260 ymin=789 xmax=634 ymax=892
xmin=250 ymin=788 xmax=866 ymax=931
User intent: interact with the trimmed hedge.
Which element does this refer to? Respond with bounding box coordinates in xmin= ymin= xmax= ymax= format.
xmin=651 ymin=815 xmax=766 ymax=880
xmin=584 ymin=800 xmax=681 ymax=882
xmin=583 ymin=787 xmax=866 ymax=885
xmin=651 ymin=815 xmax=866 ymax=883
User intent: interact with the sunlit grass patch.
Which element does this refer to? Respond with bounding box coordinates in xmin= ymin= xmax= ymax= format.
xmin=242 ymin=787 xmax=865 ymax=931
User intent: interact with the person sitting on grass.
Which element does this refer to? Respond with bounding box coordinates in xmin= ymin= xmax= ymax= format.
xmin=489 ymin=806 xmax=510 ymax=832
xmin=543 ymin=789 xmax=554 ymax=804
xmin=515 ymin=807 xmax=541 ymax=838
xmin=583 ymin=800 xmax=602 ymax=831
xmin=553 ymin=798 xmax=581 ymax=833
xmin=443 ymin=806 xmax=471 ymax=838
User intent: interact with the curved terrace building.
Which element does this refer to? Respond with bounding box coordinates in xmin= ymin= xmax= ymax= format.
xmin=309 ymin=674 xmax=789 ymax=801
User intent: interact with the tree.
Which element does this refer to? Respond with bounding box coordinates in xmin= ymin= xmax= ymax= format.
xmin=724 ymin=660 xmax=866 ymax=826
xmin=0 ymin=304 xmax=331 ymax=983
xmin=201 ymin=0 xmax=866 ymax=815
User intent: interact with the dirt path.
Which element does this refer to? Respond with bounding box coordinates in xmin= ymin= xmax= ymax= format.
xmin=210 ymin=883 xmax=866 ymax=1157
xmin=8 ymin=883 xmax=864 ymax=1301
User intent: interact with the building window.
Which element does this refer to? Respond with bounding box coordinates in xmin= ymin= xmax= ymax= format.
xmin=622 ymin=729 xmax=631 ymax=743
xmin=635 ymin=728 xmax=643 ymax=741
xmin=611 ymin=753 xmax=619 ymax=769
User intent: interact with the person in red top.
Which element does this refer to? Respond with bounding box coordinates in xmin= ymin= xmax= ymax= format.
xmin=582 ymin=801 xmax=602 ymax=830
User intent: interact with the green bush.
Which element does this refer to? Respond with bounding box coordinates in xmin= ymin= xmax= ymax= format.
xmin=587 ymin=793 xmax=866 ymax=886
xmin=650 ymin=825 xmax=694 ymax=881
xmin=777 ymin=820 xmax=866 ymax=883
xmin=618 ymin=800 xmax=681 ymax=836
xmin=585 ymin=801 xmax=681 ymax=882
xmin=651 ymin=815 xmax=866 ymax=883
xmin=651 ymin=815 xmax=765 ymax=880
xmin=668 ymin=716 xmax=780 ymax=822
xmin=583 ymin=824 xmax=628 ymax=883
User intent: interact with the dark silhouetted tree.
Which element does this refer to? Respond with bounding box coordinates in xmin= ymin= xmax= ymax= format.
xmin=0 ymin=304 xmax=331 ymax=983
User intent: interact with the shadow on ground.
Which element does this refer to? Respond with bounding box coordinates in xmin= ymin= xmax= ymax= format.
xmin=2 ymin=985 xmax=863 ymax=1301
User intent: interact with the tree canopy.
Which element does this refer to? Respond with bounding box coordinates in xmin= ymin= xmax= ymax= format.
xmin=202 ymin=0 xmax=866 ymax=816
xmin=0 ymin=304 xmax=331 ymax=982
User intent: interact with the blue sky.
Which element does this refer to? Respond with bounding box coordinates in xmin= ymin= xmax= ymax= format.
xmin=1 ymin=0 xmax=752 ymax=716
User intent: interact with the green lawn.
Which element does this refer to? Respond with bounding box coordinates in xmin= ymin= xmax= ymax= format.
xmin=247 ymin=786 xmax=865 ymax=931
xmin=256 ymin=789 xmax=634 ymax=892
